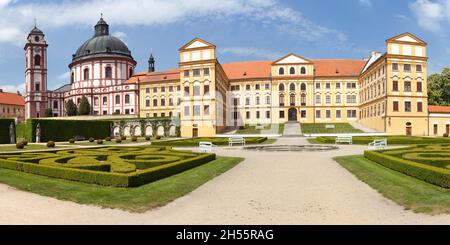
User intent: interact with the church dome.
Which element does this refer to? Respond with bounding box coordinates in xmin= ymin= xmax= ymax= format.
xmin=71 ymin=18 xmax=133 ymax=63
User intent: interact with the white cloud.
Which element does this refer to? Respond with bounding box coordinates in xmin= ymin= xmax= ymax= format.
xmin=0 ymin=82 xmax=25 ymax=94
xmin=410 ymin=0 xmax=446 ymax=32
xmin=358 ymin=0 xmax=372 ymax=7
xmin=112 ymin=31 xmax=127 ymax=41
xmin=218 ymin=47 xmax=284 ymax=59
xmin=0 ymin=0 xmax=347 ymax=47
xmin=57 ymin=71 xmax=71 ymax=80
xmin=394 ymin=14 xmax=409 ymax=20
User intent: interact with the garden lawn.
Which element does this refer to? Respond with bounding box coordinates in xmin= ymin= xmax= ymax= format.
xmin=310 ymin=135 xmax=450 ymax=145
xmin=334 ymin=155 xmax=450 ymax=214
xmin=62 ymin=138 xmax=151 ymax=146
xmin=0 ymin=156 xmax=243 ymax=212
xmin=235 ymin=124 xmax=285 ymax=134
xmin=0 ymin=144 xmax=66 ymax=152
xmin=153 ymin=137 xmax=268 ymax=147
xmin=301 ymin=123 xmax=363 ymax=134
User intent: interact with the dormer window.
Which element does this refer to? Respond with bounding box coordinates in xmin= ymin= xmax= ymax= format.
xmin=86 ymin=50 xmax=91 ymax=54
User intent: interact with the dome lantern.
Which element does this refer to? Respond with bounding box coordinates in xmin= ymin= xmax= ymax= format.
xmin=94 ymin=14 xmax=109 ymax=36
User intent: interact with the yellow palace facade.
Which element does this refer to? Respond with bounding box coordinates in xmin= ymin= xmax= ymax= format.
xmin=129 ymin=32 xmax=450 ymax=137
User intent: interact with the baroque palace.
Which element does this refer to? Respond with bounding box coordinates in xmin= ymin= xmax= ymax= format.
xmin=24 ymin=17 xmax=450 ymax=137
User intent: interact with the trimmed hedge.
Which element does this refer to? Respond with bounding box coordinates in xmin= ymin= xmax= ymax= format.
xmin=315 ymin=136 xmax=450 ymax=145
xmin=365 ymin=147 xmax=450 ymax=188
xmin=0 ymin=146 xmax=215 ymax=187
xmin=154 ymin=137 xmax=268 ymax=147
xmin=0 ymin=119 xmax=15 ymax=144
xmin=23 ymin=119 xmax=110 ymax=142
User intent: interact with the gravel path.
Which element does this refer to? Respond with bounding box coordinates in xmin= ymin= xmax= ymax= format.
xmin=1 ymin=137 xmax=450 ymax=224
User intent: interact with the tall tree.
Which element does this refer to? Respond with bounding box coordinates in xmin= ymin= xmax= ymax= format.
xmin=44 ymin=108 xmax=53 ymax=117
xmin=428 ymin=68 xmax=450 ymax=106
xmin=78 ymin=96 xmax=91 ymax=115
xmin=65 ymin=99 xmax=78 ymax=116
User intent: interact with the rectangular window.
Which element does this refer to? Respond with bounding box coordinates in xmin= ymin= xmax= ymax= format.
xmin=256 ymin=111 xmax=260 ymax=119
xmin=204 ymin=105 xmax=210 ymax=115
xmin=336 ymin=83 xmax=341 ymax=89
xmin=193 ymin=105 xmax=201 ymax=116
xmin=153 ymin=113 xmax=158 ymax=118
xmin=53 ymin=101 xmax=58 ymax=109
xmin=161 ymin=99 xmax=165 ymax=106
xmin=404 ymin=64 xmax=411 ymax=72
xmin=336 ymin=95 xmax=341 ymax=104
xmin=326 ymin=110 xmax=331 ymax=119
xmin=233 ymin=98 xmax=239 ymax=106
xmin=184 ymin=70 xmax=190 ymax=77
xmin=145 ymin=88 xmax=150 ymax=94
xmin=204 ymin=85 xmax=210 ymax=95
xmin=246 ymin=85 xmax=251 ymax=91
xmin=405 ymin=101 xmax=412 ymax=112
xmin=326 ymin=83 xmax=331 ymax=89
xmin=434 ymin=124 xmax=438 ymax=135
xmin=315 ymin=83 xmax=321 ymax=89
xmin=255 ymin=84 xmax=260 ymax=90
xmin=169 ymin=98 xmax=173 ymax=106
xmin=346 ymin=95 xmax=356 ymax=104
xmin=161 ymin=113 xmax=165 ymax=117
xmin=184 ymin=86 xmax=190 ymax=96
xmin=169 ymin=86 xmax=173 ymax=92
xmin=393 ymin=101 xmax=399 ymax=112
xmin=279 ymin=110 xmax=285 ymax=119
xmin=233 ymin=111 xmax=239 ymax=120
xmin=393 ymin=81 xmax=398 ymax=91
xmin=145 ymin=100 xmax=150 ymax=107
xmin=256 ymin=97 xmax=261 ymax=105
xmin=392 ymin=63 xmax=399 ymax=71
xmin=184 ymin=106 xmax=190 ymax=116
xmin=347 ymin=110 xmax=356 ymax=118
xmin=315 ymin=95 xmax=321 ymax=104
xmin=161 ymin=87 xmax=165 ymax=93
xmin=266 ymin=96 xmax=271 ymax=105
xmin=336 ymin=110 xmax=341 ymax=118
xmin=153 ymin=99 xmax=158 ymax=107
xmin=417 ymin=102 xmax=423 ymax=112
xmin=246 ymin=97 xmax=251 ymax=106
xmin=246 ymin=111 xmax=250 ymax=119
xmin=417 ymin=82 xmax=422 ymax=92
xmin=265 ymin=84 xmax=270 ymax=90
xmin=203 ymin=68 xmax=210 ymax=75
xmin=316 ymin=110 xmax=321 ymax=119
xmin=193 ymin=69 xmax=200 ymax=76
xmin=404 ymin=81 xmax=411 ymax=92
xmin=416 ymin=65 xmax=422 ymax=72
xmin=326 ymin=95 xmax=331 ymax=104
xmin=153 ymin=87 xmax=158 ymax=93
xmin=301 ymin=110 xmax=306 ymax=118
xmin=193 ymin=85 xmax=200 ymax=96
xmin=266 ymin=111 xmax=270 ymax=119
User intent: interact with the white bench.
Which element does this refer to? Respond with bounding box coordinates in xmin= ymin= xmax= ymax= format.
xmin=229 ymin=137 xmax=246 ymax=147
xmin=325 ymin=124 xmax=335 ymax=130
xmin=199 ymin=142 xmax=216 ymax=152
xmin=335 ymin=136 xmax=353 ymax=145
xmin=255 ymin=125 xmax=265 ymax=130
xmin=368 ymin=139 xmax=388 ymax=150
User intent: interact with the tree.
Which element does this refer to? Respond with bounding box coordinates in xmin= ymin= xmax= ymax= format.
xmin=78 ymin=96 xmax=91 ymax=115
xmin=65 ymin=99 xmax=78 ymax=116
xmin=428 ymin=68 xmax=450 ymax=106
xmin=44 ymin=108 xmax=53 ymax=117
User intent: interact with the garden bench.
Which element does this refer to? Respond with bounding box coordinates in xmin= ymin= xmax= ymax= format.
xmin=368 ymin=139 xmax=388 ymax=150
xmin=335 ymin=136 xmax=353 ymax=145
xmin=229 ymin=137 xmax=246 ymax=147
xmin=199 ymin=142 xmax=216 ymax=152
xmin=325 ymin=124 xmax=335 ymax=130
xmin=255 ymin=125 xmax=265 ymax=130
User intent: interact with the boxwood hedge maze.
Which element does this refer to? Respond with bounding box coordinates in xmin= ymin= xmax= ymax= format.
xmin=0 ymin=147 xmax=215 ymax=187
xmin=365 ymin=145 xmax=450 ymax=188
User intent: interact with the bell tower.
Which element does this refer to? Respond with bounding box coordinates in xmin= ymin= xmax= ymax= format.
xmin=24 ymin=24 xmax=48 ymax=119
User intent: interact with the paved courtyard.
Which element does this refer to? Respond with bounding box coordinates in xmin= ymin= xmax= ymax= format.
xmin=1 ymin=137 xmax=450 ymax=224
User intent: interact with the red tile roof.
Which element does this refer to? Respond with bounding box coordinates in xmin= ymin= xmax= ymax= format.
xmin=127 ymin=69 xmax=180 ymax=84
xmin=0 ymin=91 xmax=24 ymax=106
xmin=429 ymin=105 xmax=450 ymax=113
xmin=221 ymin=60 xmax=273 ymax=80
xmin=312 ymin=59 xmax=367 ymax=77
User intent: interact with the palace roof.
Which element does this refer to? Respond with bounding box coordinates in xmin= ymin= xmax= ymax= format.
xmin=127 ymin=69 xmax=180 ymax=84
xmin=429 ymin=105 xmax=450 ymax=113
xmin=0 ymin=91 xmax=25 ymax=106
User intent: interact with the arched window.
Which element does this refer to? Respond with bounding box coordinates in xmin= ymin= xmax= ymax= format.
xmin=279 ymin=84 xmax=285 ymax=91
xmin=102 ymin=96 xmax=107 ymax=106
xmin=300 ymin=67 xmax=306 ymax=74
xmin=70 ymin=72 xmax=74 ymax=84
xmin=289 ymin=83 xmax=295 ymax=91
xmin=279 ymin=67 xmax=285 ymax=75
xmin=34 ymin=55 xmax=41 ymax=66
xmin=300 ymin=83 xmax=306 ymax=91
xmin=84 ymin=68 xmax=89 ymax=80
xmin=125 ymin=94 xmax=130 ymax=104
xmin=290 ymin=67 xmax=295 ymax=75
xmin=129 ymin=68 xmax=133 ymax=78
xmin=105 ymin=67 xmax=112 ymax=79
xmin=115 ymin=95 xmax=120 ymax=105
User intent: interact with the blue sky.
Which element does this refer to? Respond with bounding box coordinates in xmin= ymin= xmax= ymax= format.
xmin=0 ymin=0 xmax=449 ymax=93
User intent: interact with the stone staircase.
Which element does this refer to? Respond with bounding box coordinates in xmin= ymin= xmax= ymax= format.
xmin=283 ymin=122 xmax=302 ymax=137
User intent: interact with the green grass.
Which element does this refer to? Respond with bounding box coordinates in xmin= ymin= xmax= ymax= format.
xmin=0 ymin=144 xmax=67 ymax=152
xmin=334 ymin=155 xmax=450 ymax=214
xmin=301 ymin=123 xmax=363 ymax=134
xmin=0 ymin=156 xmax=243 ymax=212
xmin=61 ymin=138 xmax=151 ymax=146
xmin=153 ymin=137 xmax=268 ymax=147
xmin=311 ymin=135 xmax=450 ymax=145
xmin=235 ymin=124 xmax=284 ymax=134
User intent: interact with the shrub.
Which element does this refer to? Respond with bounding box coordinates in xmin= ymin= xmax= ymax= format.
xmin=131 ymin=136 xmax=138 ymax=142
xmin=88 ymin=137 xmax=95 ymax=142
xmin=121 ymin=136 xmax=127 ymax=140
xmin=105 ymin=137 xmax=111 ymax=141
xmin=145 ymin=136 xmax=151 ymax=141
xmin=116 ymin=138 xmax=122 ymax=144
xmin=16 ymin=142 xmax=25 ymax=149
xmin=156 ymin=135 xmax=162 ymax=140
xmin=97 ymin=139 xmax=103 ymax=145
xmin=21 ymin=140 xmax=28 ymax=146
xmin=69 ymin=138 xmax=75 ymax=144
xmin=47 ymin=141 xmax=55 ymax=148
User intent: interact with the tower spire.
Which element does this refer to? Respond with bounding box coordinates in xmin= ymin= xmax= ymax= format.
xmin=148 ymin=51 xmax=155 ymax=73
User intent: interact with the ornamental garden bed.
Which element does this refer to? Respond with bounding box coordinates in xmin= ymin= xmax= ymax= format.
xmin=364 ymin=144 xmax=450 ymax=188
xmin=0 ymin=146 xmax=215 ymax=187
xmin=152 ymin=137 xmax=268 ymax=147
